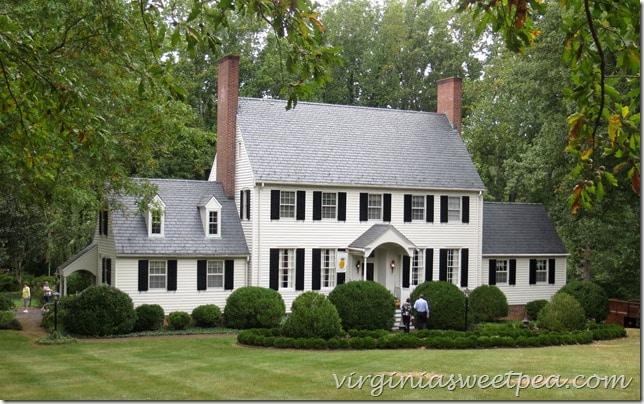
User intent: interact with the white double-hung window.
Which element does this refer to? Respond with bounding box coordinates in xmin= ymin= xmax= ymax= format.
xmin=149 ymin=260 xmax=167 ymax=289
xmin=279 ymin=249 xmax=295 ymax=289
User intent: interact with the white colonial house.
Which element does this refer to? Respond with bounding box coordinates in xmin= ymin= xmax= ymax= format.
xmin=58 ymin=55 xmax=568 ymax=317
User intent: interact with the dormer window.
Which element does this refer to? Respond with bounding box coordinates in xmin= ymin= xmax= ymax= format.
xmin=147 ymin=196 xmax=166 ymax=237
xmin=199 ymin=196 xmax=222 ymax=238
xmin=208 ymin=211 xmax=218 ymax=235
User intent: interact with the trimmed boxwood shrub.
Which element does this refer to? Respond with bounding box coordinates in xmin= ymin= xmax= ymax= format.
xmin=133 ymin=304 xmax=165 ymax=331
xmin=538 ymin=292 xmax=586 ymax=331
xmin=0 ymin=311 xmax=22 ymax=330
xmin=59 ymin=285 xmax=136 ymax=336
xmin=0 ymin=294 xmax=15 ymax=311
xmin=468 ymin=285 xmax=509 ymax=323
xmin=167 ymin=311 xmax=191 ymax=330
xmin=281 ymin=291 xmax=343 ymax=339
xmin=328 ymin=281 xmax=395 ymax=331
xmin=558 ymin=280 xmax=609 ymax=322
xmin=236 ymin=321 xmax=624 ymax=350
xmin=525 ymin=299 xmax=548 ymax=320
xmin=410 ymin=281 xmax=465 ymax=330
xmin=191 ymin=304 xmax=222 ymax=328
xmin=224 ymin=286 xmax=285 ymax=329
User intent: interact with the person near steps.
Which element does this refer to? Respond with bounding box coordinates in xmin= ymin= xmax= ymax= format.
xmin=400 ymin=298 xmax=412 ymax=333
xmin=413 ymin=294 xmax=430 ymax=330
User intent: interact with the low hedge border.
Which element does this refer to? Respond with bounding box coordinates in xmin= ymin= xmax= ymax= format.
xmin=236 ymin=322 xmax=627 ymax=350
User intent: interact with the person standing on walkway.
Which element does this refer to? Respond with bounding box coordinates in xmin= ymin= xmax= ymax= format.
xmin=42 ymin=281 xmax=52 ymax=309
xmin=401 ymin=298 xmax=412 ymax=333
xmin=413 ymin=294 xmax=430 ymax=330
xmin=21 ymin=282 xmax=31 ymax=313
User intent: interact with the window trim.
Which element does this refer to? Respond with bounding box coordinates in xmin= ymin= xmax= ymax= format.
xmin=535 ymin=259 xmax=548 ymax=283
xmin=411 ymin=249 xmax=423 ymax=286
xmin=279 ymin=249 xmax=295 ymax=289
xmin=280 ymin=191 xmax=296 ymax=219
xmin=321 ymin=249 xmax=337 ymax=289
xmin=446 ymin=248 xmax=460 ymax=285
xmin=447 ymin=196 xmax=461 ymax=222
xmin=148 ymin=260 xmax=167 ymax=289
xmin=367 ymin=193 xmax=383 ymax=221
xmin=321 ymin=192 xmax=338 ymax=220
xmin=208 ymin=210 xmax=219 ymax=236
xmin=411 ymin=195 xmax=425 ymax=221
xmin=207 ymin=260 xmax=224 ymax=289
xmin=147 ymin=196 xmax=165 ymax=237
xmin=495 ymin=259 xmax=509 ymax=285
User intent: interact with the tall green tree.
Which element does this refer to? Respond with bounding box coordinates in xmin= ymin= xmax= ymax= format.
xmin=0 ymin=0 xmax=340 ymax=278
xmin=464 ymin=3 xmax=572 ymax=203
xmin=319 ymin=0 xmax=484 ymax=109
xmin=447 ymin=0 xmax=640 ymax=212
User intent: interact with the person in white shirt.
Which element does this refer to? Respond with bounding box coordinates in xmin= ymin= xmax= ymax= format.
xmin=42 ymin=281 xmax=52 ymax=309
xmin=413 ymin=294 xmax=430 ymax=330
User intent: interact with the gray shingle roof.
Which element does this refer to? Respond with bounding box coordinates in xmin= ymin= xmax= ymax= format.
xmin=237 ymin=98 xmax=485 ymax=190
xmin=349 ymin=224 xmax=416 ymax=250
xmin=112 ymin=179 xmax=249 ymax=257
xmin=482 ymin=202 xmax=568 ymax=256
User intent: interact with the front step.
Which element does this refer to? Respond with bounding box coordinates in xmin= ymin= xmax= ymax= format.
xmin=392 ymin=308 xmax=406 ymax=332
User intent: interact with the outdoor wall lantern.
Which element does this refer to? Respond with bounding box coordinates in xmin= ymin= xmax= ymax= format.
xmin=356 ymin=261 xmax=361 ymax=271
xmin=390 ymin=260 xmax=396 ymax=271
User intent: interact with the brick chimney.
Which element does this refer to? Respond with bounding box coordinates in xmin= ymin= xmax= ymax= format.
xmin=436 ymin=77 xmax=462 ymax=135
xmin=216 ymin=55 xmax=240 ymax=198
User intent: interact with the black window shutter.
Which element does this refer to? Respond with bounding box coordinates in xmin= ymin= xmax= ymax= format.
xmin=245 ymin=190 xmax=251 ymax=220
xmin=337 ymin=272 xmax=346 ymax=285
xmin=269 ymin=249 xmax=279 ymax=290
xmin=313 ymin=191 xmax=322 ymax=221
xmin=359 ymin=193 xmax=368 ymax=221
xmin=338 ymin=192 xmax=347 ymax=221
xmin=383 ymin=193 xmax=391 ymax=222
xmin=311 ymin=249 xmax=321 ymax=290
xmin=103 ymin=211 xmax=109 ymax=235
xmin=167 ymin=260 xmax=177 ymax=291
xmin=488 ymin=259 xmax=497 ymax=285
xmin=440 ymin=196 xmax=449 ymax=223
xmin=402 ymin=255 xmax=410 ymax=288
xmin=224 ymin=260 xmax=234 ymax=290
xmin=462 ymin=196 xmax=470 ymax=223
xmin=270 ymin=190 xmax=280 ymax=220
xmin=425 ymin=248 xmax=433 ymax=282
xmin=296 ymin=191 xmax=306 ymax=221
xmin=460 ymin=249 xmax=468 ymax=287
xmin=101 ymin=258 xmax=106 ymax=284
xmin=548 ymin=259 xmax=556 ymax=284
xmin=239 ymin=190 xmax=244 ymax=219
xmin=529 ymin=259 xmax=537 ymax=285
xmin=426 ymin=195 xmax=434 ymax=223
xmin=197 ymin=260 xmax=207 ymax=291
xmin=138 ymin=260 xmax=149 ymax=291
xmin=439 ymin=249 xmax=448 ymax=281
xmin=295 ymin=248 xmax=305 ymax=290
xmin=509 ymin=259 xmax=516 ymax=285
xmin=106 ymin=258 xmax=112 ymax=286
xmin=403 ymin=194 xmax=412 ymax=222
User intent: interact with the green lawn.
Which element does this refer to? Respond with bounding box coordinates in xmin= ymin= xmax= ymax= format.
xmin=0 ymin=328 xmax=639 ymax=400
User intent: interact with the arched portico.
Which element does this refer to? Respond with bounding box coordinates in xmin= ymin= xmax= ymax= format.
xmin=57 ymin=242 xmax=99 ymax=295
xmin=348 ymin=224 xmax=417 ymax=300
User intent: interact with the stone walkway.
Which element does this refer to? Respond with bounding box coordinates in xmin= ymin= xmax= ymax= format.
xmin=14 ymin=307 xmax=48 ymax=338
